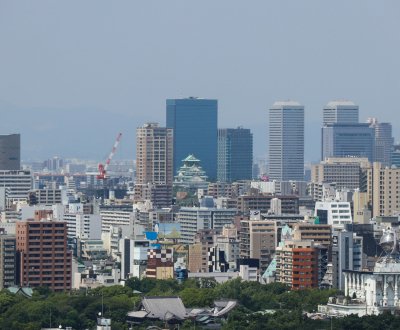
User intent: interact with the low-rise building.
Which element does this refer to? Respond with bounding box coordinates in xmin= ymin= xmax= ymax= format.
xmin=146 ymin=248 xmax=174 ymax=279
xmin=178 ymin=207 xmax=236 ymax=244
xmin=314 ymin=201 xmax=352 ymax=229
xmin=119 ymin=238 xmax=149 ymax=279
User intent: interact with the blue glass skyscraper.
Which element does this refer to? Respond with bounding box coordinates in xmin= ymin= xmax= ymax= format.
xmin=218 ymin=127 xmax=253 ymax=182
xmin=322 ymin=123 xmax=375 ymax=161
xmin=321 ymin=100 xmax=376 ymax=162
xmin=166 ymin=97 xmax=218 ymax=180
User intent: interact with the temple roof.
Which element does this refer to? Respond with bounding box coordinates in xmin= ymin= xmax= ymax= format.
xmin=141 ymin=296 xmax=189 ymax=320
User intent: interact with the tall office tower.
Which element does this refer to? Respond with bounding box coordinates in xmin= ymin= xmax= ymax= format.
xmin=321 ymin=101 xmax=375 ymax=162
xmin=166 ymin=97 xmax=217 ymax=180
xmin=323 ymin=101 xmax=359 ymax=125
xmin=0 ymin=134 xmax=20 ymax=170
xmin=321 ymin=123 xmax=375 ymax=161
xmin=134 ymin=123 xmax=173 ymax=208
xmin=217 ymin=127 xmax=253 ymax=182
xmin=16 ymin=219 xmax=71 ymax=291
xmin=368 ymin=118 xmax=394 ymax=167
xmin=268 ymin=101 xmax=304 ymax=181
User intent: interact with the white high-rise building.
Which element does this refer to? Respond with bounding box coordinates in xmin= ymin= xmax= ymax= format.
xmin=268 ymin=101 xmax=304 ymax=181
xmin=314 ymin=201 xmax=352 ymax=229
xmin=177 ymin=207 xmax=236 ymax=244
xmin=0 ymin=170 xmax=32 ymax=203
xmin=323 ymin=100 xmax=359 ymax=125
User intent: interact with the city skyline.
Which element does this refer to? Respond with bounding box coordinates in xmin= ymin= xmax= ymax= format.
xmin=1 ymin=1 xmax=399 ymax=161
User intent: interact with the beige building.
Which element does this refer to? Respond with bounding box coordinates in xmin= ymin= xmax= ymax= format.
xmin=237 ymin=193 xmax=299 ymax=215
xmin=311 ymin=157 xmax=370 ymax=190
xmin=352 ymin=190 xmax=371 ymax=224
xmin=188 ymin=229 xmax=215 ymax=273
xmin=368 ymin=162 xmax=400 ymax=217
xmin=134 ymin=123 xmax=173 ymax=208
xmin=239 ymin=220 xmax=277 ymax=272
xmin=292 ymin=222 xmax=332 ymax=246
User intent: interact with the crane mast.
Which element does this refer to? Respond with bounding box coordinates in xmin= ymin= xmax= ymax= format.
xmin=97 ymin=132 xmax=122 ymax=180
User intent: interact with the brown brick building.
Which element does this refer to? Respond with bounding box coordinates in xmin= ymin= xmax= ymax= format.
xmin=16 ymin=219 xmax=71 ymax=291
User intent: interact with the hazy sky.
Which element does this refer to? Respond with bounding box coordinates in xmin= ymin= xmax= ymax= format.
xmin=1 ymin=1 xmax=399 ymax=162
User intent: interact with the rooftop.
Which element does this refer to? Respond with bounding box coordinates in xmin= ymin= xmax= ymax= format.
xmin=325 ymin=100 xmax=357 ymax=107
xmin=272 ymin=100 xmax=302 ymax=107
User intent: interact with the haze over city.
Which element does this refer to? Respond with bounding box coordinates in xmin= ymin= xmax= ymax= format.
xmin=1 ymin=1 xmax=399 ymax=161
xmin=3 ymin=2 xmax=400 ymax=329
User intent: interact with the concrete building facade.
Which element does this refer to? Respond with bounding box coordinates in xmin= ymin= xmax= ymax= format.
xmin=311 ymin=157 xmax=370 ymax=191
xmin=314 ymin=201 xmax=352 ymax=229
xmin=0 ymin=170 xmax=32 ymax=203
xmin=368 ymin=162 xmax=400 ymax=217
xmin=178 ymin=207 xmax=236 ymax=244
xmin=239 ymin=219 xmax=277 ymax=272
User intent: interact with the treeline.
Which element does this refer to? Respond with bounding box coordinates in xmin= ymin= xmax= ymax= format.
xmin=0 ymin=278 xmax=399 ymax=329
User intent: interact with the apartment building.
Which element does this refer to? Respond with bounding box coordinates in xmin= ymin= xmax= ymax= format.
xmin=239 ymin=220 xmax=277 ymax=272
xmin=16 ymin=219 xmax=71 ymax=291
xmin=275 ymin=239 xmax=318 ymax=290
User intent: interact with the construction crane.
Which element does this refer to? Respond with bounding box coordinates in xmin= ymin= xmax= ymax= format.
xmin=97 ymin=132 xmax=123 ymax=180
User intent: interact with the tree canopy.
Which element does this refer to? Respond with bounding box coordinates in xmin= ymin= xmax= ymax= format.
xmin=0 ymin=278 xmax=399 ymax=329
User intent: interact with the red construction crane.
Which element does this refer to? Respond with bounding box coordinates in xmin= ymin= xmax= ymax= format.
xmin=97 ymin=132 xmax=123 ymax=180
